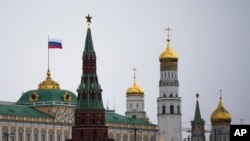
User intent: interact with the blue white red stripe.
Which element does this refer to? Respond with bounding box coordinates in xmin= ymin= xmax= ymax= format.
xmin=48 ymin=39 xmax=62 ymax=49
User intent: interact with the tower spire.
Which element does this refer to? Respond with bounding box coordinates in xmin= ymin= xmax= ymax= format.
xmin=86 ymin=14 xmax=92 ymax=28
xmin=191 ymin=93 xmax=205 ymax=140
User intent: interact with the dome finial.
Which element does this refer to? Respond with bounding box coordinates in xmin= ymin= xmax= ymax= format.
xmin=196 ymin=93 xmax=199 ymax=101
xmin=86 ymin=14 xmax=92 ymax=28
xmin=126 ymin=68 xmax=144 ymax=95
xmin=38 ymin=69 xmax=60 ymax=90
xmin=165 ymin=27 xmax=172 ymax=42
xmin=133 ymin=67 xmax=137 ymax=84
xmin=219 ymin=89 xmax=223 ymax=99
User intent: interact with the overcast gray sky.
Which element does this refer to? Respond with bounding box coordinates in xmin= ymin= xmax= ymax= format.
xmin=1 ymin=0 xmax=249 ymax=137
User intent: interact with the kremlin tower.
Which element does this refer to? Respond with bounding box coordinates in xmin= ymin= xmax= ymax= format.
xmin=157 ymin=28 xmax=182 ymax=141
xmin=66 ymin=15 xmax=114 ymax=141
xmin=191 ymin=94 xmax=205 ymax=141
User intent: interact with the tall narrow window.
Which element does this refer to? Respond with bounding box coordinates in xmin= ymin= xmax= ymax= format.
xmin=162 ymin=105 xmax=166 ymax=114
xmin=170 ymin=105 xmax=174 ymax=114
xmin=19 ymin=132 xmax=22 ymax=141
xmin=177 ymin=105 xmax=180 ymax=114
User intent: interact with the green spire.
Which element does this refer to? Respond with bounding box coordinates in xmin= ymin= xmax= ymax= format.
xmin=194 ymin=98 xmax=202 ymax=122
xmin=76 ymin=15 xmax=104 ymax=110
xmin=83 ymin=27 xmax=96 ymax=57
xmin=191 ymin=93 xmax=205 ymax=131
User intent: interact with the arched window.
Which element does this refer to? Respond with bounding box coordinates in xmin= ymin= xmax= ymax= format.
xmin=162 ymin=105 xmax=166 ymax=114
xmin=163 ymin=94 xmax=166 ymax=97
xmin=170 ymin=105 xmax=174 ymax=114
xmin=177 ymin=105 xmax=180 ymax=114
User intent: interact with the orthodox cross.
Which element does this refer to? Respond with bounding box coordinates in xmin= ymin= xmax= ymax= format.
xmin=165 ymin=27 xmax=172 ymax=41
xmin=133 ymin=68 xmax=137 ymax=82
xmin=219 ymin=89 xmax=223 ymax=99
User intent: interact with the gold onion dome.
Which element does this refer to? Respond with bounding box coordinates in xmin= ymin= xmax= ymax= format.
xmin=159 ymin=38 xmax=178 ymax=62
xmin=126 ymin=68 xmax=144 ymax=96
xmin=38 ymin=69 xmax=61 ymax=90
xmin=159 ymin=27 xmax=178 ymax=62
xmin=126 ymin=81 xmax=144 ymax=95
xmin=210 ymin=97 xmax=231 ymax=125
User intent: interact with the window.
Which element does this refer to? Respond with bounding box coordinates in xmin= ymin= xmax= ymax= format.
xmin=49 ymin=134 xmax=53 ymax=141
xmin=34 ymin=133 xmax=38 ymax=141
xmin=163 ymin=94 xmax=166 ymax=97
xmin=170 ymin=105 xmax=174 ymax=114
xmin=42 ymin=133 xmax=45 ymax=141
xmin=27 ymin=133 xmax=30 ymax=141
xmin=162 ymin=105 xmax=166 ymax=114
xmin=177 ymin=105 xmax=180 ymax=114
xmin=19 ymin=132 xmax=22 ymax=141
xmin=57 ymin=134 xmax=61 ymax=141
xmin=170 ymin=94 xmax=173 ymax=97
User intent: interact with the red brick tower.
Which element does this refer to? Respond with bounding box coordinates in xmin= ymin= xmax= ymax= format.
xmin=66 ymin=14 xmax=114 ymax=141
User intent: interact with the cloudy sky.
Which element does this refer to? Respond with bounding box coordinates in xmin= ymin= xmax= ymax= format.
xmin=1 ymin=0 xmax=249 ymax=138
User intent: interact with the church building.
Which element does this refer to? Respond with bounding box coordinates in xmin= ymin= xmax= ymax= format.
xmin=157 ymin=28 xmax=182 ymax=141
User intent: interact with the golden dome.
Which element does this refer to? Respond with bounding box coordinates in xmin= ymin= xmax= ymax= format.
xmin=38 ymin=69 xmax=61 ymax=90
xmin=159 ymin=39 xmax=178 ymax=62
xmin=126 ymin=81 xmax=144 ymax=95
xmin=210 ymin=97 xmax=231 ymax=125
xmin=126 ymin=68 xmax=144 ymax=96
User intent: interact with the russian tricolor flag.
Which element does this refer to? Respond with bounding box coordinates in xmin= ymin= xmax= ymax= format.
xmin=48 ymin=38 xmax=63 ymax=49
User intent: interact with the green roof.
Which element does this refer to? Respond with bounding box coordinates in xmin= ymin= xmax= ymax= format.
xmin=0 ymin=104 xmax=51 ymax=117
xmin=16 ymin=89 xmax=77 ymax=105
xmin=83 ymin=27 xmax=96 ymax=57
xmin=105 ymin=112 xmax=155 ymax=126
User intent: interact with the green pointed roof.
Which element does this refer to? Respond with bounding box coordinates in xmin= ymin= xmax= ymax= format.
xmin=83 ymin=27 xmax=96 ymax=57
xmin=194 ymin=100 xmax=202 ymax=122
xmin=191 ymin=94 xmax=205 ymax=128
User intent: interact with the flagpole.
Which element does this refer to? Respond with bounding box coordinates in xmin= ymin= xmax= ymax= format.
xmin=48 ymin=35 xmax=50 ymax=71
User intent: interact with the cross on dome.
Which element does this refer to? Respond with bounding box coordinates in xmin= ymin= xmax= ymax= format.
xmin=165 ymin=27 xmax=172 ymax=42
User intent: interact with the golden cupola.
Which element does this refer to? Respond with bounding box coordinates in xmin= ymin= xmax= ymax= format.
xmin=38 ymin=69 xmax=61 ymax=90
xmin=210 ymin=96 xmax=231 ymax=126
xmin=159 ymin=27 xmax=178 ymax=62
xmin=126 ymin=68 xmax=144 ymax=96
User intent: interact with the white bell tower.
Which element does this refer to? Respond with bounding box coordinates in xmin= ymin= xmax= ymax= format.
xmin=157 ymin=28 xmax=182 ymax=141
